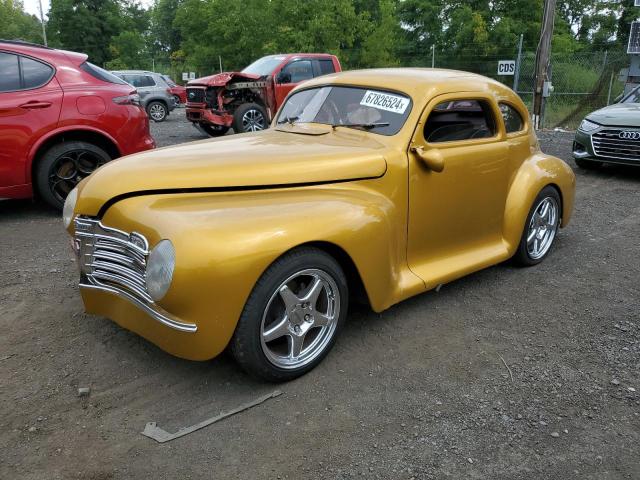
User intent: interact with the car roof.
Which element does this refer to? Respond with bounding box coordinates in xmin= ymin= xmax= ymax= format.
xmin=0 ymin=39 xmax=88 ymax=65
xmin=301 ymin=68 xmax=514 ymax=102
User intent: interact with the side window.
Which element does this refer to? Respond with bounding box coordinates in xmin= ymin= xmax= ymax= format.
xmin=282 ymin=60 xmax=313 ymax=83
xmin=0 ymin=52 xmax=20 ymax=92
xmin=424 ymin=99 xmax=497 ymax=143
xmin=140 ymin=75 xmax=156 ymax=87
xmin=21 ymin=56 xmax=54 ymax=89
xmin=317 ymin=59 xmax=335 ymax=76
xmin=499 ymin=103 xmax=525 ymax=133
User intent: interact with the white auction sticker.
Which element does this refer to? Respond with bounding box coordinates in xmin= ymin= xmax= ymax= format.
xmin=360 ymin=90 xmax=409 ymax=114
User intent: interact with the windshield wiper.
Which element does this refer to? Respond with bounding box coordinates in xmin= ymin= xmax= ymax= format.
xmin=277 ymin=115 xmax=299 ymax=125
xmin=332 ymin=122 xmax=390 ymax=130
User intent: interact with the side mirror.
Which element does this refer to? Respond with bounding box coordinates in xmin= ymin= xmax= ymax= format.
xmin=276 ymin=71 xmax=291 ymax=84
xmin=410 ymin=146 xmax=445 ymax=172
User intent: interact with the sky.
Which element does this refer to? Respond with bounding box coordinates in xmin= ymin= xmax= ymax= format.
xmin=22 ymin=0 xmax=154 ymax=19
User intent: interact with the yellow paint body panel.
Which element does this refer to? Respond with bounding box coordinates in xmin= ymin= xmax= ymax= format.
xmin=68 ymin=68 xmax=576 ymax=361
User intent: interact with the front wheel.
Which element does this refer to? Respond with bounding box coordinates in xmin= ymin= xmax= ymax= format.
xmin=513 ymin=186 xmax=561 ymax=266
xmin=146 ymin=101 xmax=168 ymax=122
xmin=35 ymin=141 xmax=111 ymax=210
xmin=199 ymin=123 xmax=229 ymax=137
xmin=232 ymin=103 xmax=268 ymax=133
xmin=231 ymin=247 xmax=348 ymax=382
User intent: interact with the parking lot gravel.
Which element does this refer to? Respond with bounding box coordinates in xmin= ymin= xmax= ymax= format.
xmin=1 ymin=112 xmax=639 ymax=479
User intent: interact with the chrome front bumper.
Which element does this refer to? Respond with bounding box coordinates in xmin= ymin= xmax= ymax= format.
xmin=73 ymin=217 xmax=197 ymax=333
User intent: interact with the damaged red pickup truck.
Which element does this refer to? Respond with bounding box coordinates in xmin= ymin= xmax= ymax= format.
xmin=185 ymin=53 xmax=341 ymax=136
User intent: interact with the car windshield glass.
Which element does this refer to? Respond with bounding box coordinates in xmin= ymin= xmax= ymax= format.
xmin=621 ymin=86 xmax=640 ymax=103
xmin=162 ymin=75 xmax=177 ymax=86
xmin=242 ymin=55 xmax=286 ymax=76
xmin=277 ymin=86 xmax=412 ymax=136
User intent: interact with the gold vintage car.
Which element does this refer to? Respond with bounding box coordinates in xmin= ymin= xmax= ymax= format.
xmin=63 ymin=69 xmax=576 ymax=381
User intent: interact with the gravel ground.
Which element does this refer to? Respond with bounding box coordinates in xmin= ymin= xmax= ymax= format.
xmin=1 ymin=113 xmax=639 ymax=479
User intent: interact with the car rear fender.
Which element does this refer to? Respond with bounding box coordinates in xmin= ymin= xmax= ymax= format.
xmin=502 ymin=153 xmax=576 ymax=254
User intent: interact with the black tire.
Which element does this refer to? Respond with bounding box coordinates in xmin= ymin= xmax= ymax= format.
xmin=146 ymin=100 xmax=168 ymax=122
xmin=574 ymin=158 xmax=602 ymax=169
xmin=172 ymin=94 xmax=181 ymax=106
xmin=231 ymin=247 xmax=348 ymax=382
xmin=35 ymin=141 xmax=111 ymax=210
xmin=199 ymin=123 xmax=230 ymax=137
xmin=513 ymin=186 xmax=562 ymax=267
xmin=232 ymin=103 xmax=268 ymax=133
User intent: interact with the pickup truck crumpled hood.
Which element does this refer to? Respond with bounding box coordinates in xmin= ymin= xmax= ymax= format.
xmin=187 ymin=71 xmax=261 ymax=87
xmin=76 ymin=129 xmax=388 ymax=217
xmin=586 ymin=103 xmax=640 ymax=127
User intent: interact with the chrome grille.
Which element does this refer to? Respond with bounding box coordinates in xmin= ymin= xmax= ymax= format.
xmin=74 ymin=217 xmax=151 ymax=303
xmin=591 ymin=128 xmax=640 ymax=161
xmin=73 ymin=217 xmax=197 ymax=333
xmin=186 ymin=87 xmax=205 ymax=103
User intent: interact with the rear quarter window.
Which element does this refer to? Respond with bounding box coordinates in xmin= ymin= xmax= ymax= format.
xmin=21 ymin=56 xmax=54 ymax=89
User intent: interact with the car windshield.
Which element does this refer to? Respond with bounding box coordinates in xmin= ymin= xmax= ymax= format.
xmin=276 ymin=86 xmax=413 ymax=136
xmin=242 ymin=55 xmax=286 ymax=76
xmin=621 ymin=85 xmax=640 ymax=103
xmin=162 ymin=75 xmax=177 ymax=86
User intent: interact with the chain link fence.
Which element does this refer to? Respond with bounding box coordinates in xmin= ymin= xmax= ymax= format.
xmin=138 ymin=48 xmax=628 ymax=130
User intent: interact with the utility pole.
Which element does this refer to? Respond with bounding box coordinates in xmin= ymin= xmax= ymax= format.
xmin=38 ymin=0 xmax=48 ymax=46
xmin=532 ymin=0 xmax=556 ymax=129
xmin=513 ymin=34 xmax=524 ymax=93
xmin=431 ymin=45 xmax=435 ymax=68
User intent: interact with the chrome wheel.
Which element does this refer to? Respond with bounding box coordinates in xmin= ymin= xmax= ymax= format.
xmin=526 ymin=196 xmax=559 ymax=260
xmin=242 ymin=109 xmax=266 ymax=132
xmin=48 ymin=149 xmax=107 ymax=204
xmin=148 ymin=102 xmax=167 ymax=121
xmin=260 ymin=268 xmax=340 ymax=370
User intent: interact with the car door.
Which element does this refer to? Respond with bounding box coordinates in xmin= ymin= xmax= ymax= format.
xmin=274 ymin=59 xmax=314 ymax=108
xmin=406 ymin=93 xmax=510 ymax=287
xmin=0 ymin=51 xmax=62 ymax=190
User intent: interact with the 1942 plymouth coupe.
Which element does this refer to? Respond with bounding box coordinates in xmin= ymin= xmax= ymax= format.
xmin=64 ymin=69 xmax=575 ymax=381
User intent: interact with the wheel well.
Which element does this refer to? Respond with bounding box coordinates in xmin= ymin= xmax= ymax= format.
xmin=31 ymin=130 xmax=120 ymax=189
xmin=147 ymin=98 xmax=168 ymax=109
xmin=547 ymin=183 xmax=564 ymax=221
xmin=302 ymin=241 xmax=372 ymax=310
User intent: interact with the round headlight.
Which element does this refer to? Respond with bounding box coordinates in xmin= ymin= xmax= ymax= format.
xmin=579 ymin=119 xmax=599 ymax=133
xmin=62 ymin=187 xmax=78 ymax=228
xmin=145 ymin=239 xmax=176 ymax=301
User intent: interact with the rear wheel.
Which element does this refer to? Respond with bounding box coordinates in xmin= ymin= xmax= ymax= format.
xmin=231 ymin=247 xmax=348 ymax=382
xmin=199 ymin=123 xmax=229 ymax=137
xmin=35 ymin=141 xmax=111 ymax=210
xmin=232 ymin=103 xmax=268 ymax=133
xmin=146 ymin=101 xmax=168 ymax=122
xmin=513 ymin=186 xmax=561 ymax=266
xmin=575 ymin=158 xmax=602 ymax=169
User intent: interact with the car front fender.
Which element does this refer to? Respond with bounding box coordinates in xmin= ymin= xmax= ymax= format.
xmin=94 ymin=183 xmax=411 ymax=360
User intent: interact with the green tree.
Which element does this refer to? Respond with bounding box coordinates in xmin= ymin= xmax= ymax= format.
xmin=0 ymin=0 xmax=44 ymax=43
xmin=48 ymin=0 xmax=123 ymax=65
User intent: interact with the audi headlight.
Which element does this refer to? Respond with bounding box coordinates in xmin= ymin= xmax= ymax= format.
xmin=145 ymin=239 xmax=176 ymax=301
xmin=62 ymin=187 xmax=78 ymax=229
xmin=579 ymin=119 xmax=599 ymax=133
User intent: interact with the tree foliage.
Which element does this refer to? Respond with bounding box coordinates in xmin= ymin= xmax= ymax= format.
xmin=0 ymin=0 xmax=43 ymax=43
xmin=2 ymin=0 xmax=637 ymax=75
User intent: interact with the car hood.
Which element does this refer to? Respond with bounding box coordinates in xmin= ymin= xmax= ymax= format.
xmin=586 ymin=103 xmax=640 ymax=127
xmin=187 ymin=71 xmax=262 ymax=87
xmin=76 ymin=126 xmax=388 ymax=217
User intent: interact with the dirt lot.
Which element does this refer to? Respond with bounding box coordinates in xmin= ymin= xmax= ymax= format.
xmin=1 ymin=113 xmax=639 ymax=480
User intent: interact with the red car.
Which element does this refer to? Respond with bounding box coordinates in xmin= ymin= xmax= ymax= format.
xmin=186 ymin=53 xmax=341 ymax=135
xmin=161 ymin=75 xmax=186 ymax=105
xmin=0 ymin=40 xmax=155 ymax=209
